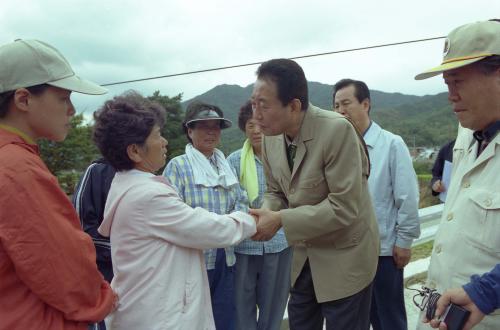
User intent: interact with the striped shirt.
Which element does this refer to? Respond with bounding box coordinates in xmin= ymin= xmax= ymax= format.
xmin=163 ymin=153 xmax=248 ymax=269
xmin=227 ymin=149 xmax=288 ymax=255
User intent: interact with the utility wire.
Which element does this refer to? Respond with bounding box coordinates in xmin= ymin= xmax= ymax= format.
xmin=101 ymin=36 xmax=445 ymax=87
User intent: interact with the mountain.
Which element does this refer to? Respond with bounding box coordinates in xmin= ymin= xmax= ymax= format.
xmin=181 ymin=82 xmax=456 ymax=154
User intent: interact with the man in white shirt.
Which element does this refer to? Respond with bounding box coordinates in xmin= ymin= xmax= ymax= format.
xmin=333 ymin=78 xmax=420 ymax=330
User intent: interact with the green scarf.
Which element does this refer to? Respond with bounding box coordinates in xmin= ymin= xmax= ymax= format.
xmin=239 ymin=139 xmax=259 ymax=203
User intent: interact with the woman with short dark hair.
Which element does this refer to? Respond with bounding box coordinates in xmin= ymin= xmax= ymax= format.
xmin=94 ymin=91 xmax=256 ymax=330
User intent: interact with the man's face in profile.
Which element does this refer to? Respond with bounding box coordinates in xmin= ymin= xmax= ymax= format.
xmin=443 ymin=64 xmax=500 ymax=131
xmin=251 ymin=78 xmax=293 ymax=136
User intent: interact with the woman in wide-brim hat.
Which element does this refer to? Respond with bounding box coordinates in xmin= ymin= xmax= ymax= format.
xmin=163 ymin=101 xmax=247 ymax=330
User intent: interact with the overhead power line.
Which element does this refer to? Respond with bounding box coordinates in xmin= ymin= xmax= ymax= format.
xmin=101 ymin=36 xmax=445 ymax=87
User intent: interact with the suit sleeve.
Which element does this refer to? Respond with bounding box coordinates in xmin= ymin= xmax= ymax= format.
xmin=280 ymin=118 xmax=368 ymax=242
xmin=463 ymin=264 xmax=500 ymax=314
xmin=1 ymin=166 xmax=114 ymax=322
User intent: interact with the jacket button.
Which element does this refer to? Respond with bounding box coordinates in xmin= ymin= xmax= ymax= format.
xmin=485 ymin=199 xmax=492 ymax=207
xmin=290 ymin=188 xmax=295 ymax=194
xmin=435 ymin=245 xmax=442 ymax=254
xmin=462 ymin=182 xmax=470 ymax=188
xmin=446 ymin=213 xmax=453 ymax=221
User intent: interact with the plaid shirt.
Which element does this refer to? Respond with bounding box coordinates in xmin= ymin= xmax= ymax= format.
xmin=163 ymin=153 xmax=248 ymax=269
xmin=227 ymin=149 xmax=288 ymax=255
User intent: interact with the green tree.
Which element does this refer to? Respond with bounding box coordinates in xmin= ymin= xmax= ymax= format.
xmin=148 ymin=91 xmax=187 ymax=165
xmin=39 ymin=114 xmax=99 ymax=194
xmin=39 ymin=114 xmax=99 ymax=175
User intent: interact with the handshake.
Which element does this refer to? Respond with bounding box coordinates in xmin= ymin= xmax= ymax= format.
xmin=248 ymin=208 xmax=282 ymax=241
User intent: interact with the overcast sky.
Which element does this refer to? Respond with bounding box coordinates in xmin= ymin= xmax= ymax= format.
xmin=1 ymin=0 xmax=498 ymax=115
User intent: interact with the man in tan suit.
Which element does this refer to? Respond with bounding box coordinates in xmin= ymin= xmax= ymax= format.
xmin=249 ymin=58 xmax=380 ymax=330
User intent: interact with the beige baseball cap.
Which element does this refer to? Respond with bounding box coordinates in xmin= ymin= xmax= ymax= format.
xmin=415 ymin=20 xmax=500 ymax=80
xmin=0 ymin=39 xmax=107 ymax=94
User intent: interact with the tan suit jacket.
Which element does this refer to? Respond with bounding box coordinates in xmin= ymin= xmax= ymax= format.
xmin=261 ymin=105 xmax=380 ymax=302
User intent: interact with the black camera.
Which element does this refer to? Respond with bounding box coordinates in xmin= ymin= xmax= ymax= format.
xmin=412 ymin=286 xmax=470 ymax=330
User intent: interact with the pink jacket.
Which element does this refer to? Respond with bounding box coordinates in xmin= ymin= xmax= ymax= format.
xmin=99 ymin=170 xmax=256 ymax=330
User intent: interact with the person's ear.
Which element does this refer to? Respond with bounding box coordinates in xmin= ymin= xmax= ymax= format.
xmin=362 ymin=98 xmax=371 ymax=113
xmin=187 ymin=127 xmax=194 ymax=140
xmin=126 ymin=144 xmax=143 ymax=164
xmin=12 ymin=89 xmax=31 ymax=113
xmin=290 ymin=98 xmax=302 ymax=114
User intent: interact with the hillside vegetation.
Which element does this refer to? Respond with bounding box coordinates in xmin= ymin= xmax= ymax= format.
xmin=43 ymin=83 xmax=454 ymax=199
xmin=182 ymin=82 xmax=456 ymax=154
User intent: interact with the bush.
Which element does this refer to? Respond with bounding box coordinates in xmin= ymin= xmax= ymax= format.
xmin=413 ymin=160 xmax=433 ymax=175
xmin=418 ymin=175 xmax=440 ymax=208
xmin=57 ymin=170 xmax=82 ymax=197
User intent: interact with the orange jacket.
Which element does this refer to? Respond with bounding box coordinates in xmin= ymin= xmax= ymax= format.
xmin=0 ymin=128 xmax=114 ymax=330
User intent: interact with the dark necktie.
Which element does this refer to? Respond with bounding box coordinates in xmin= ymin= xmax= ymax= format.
xmin=478 ymin=140 xmax=490 ymax=156
xmin=287 ymin=144 xmax=297 ymax=171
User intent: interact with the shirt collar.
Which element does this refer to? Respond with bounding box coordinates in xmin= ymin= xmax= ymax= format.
xmin=363 ymin=121 xmax=381 ymax=147
xmin=284 ymin=109 xmax=307 ymax=147
xmin=208 ymin=153 xmax=217 ymax=165
xmin=473 ymin=120 xmax=500 ymax=144
xmin=362 ymin=121 xmax=373 ymax=137
xmin=254 ymin=153 xmax=263 ymax=164
xmin=0 ymin=124 xmax=36 ymax=145
xmin=284 ymin=134 xmax=295 ymax=147
xmin=127 ymin=169 xmax=155 ymax=177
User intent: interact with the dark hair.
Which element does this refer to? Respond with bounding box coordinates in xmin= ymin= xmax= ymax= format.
xmin=237 ymin=100 xmax=253 ymax=132
xmin=93 ymin=90 xmax=166 ymax=171
xmin=476 ymin=55 xmax=500 ymax=75
xmin=0 ymin=84 xmax=49 ymax=118
xmin=256 ymin=59 xmax=308 ymax=111
xmin=182 ymin=101 xmax=225 ymax=143
xmin=333 ymin=79 xmax=371 ymax=112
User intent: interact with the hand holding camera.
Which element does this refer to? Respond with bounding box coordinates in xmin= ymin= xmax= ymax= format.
xmin=412 ymin=286 xmax=471 ymax=330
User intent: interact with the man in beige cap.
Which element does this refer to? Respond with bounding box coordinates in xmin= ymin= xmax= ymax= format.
xmin=415 ymin=19 xmax=500 ymax=330
xmin=0 ymin=39 xmax=115 ymax=329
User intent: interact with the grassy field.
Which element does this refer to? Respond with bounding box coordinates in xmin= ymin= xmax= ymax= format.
xmin=411 ymin=241 xmax=433 ymax=262
xmin=418 ymin=177 xmax=440 ymax=209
